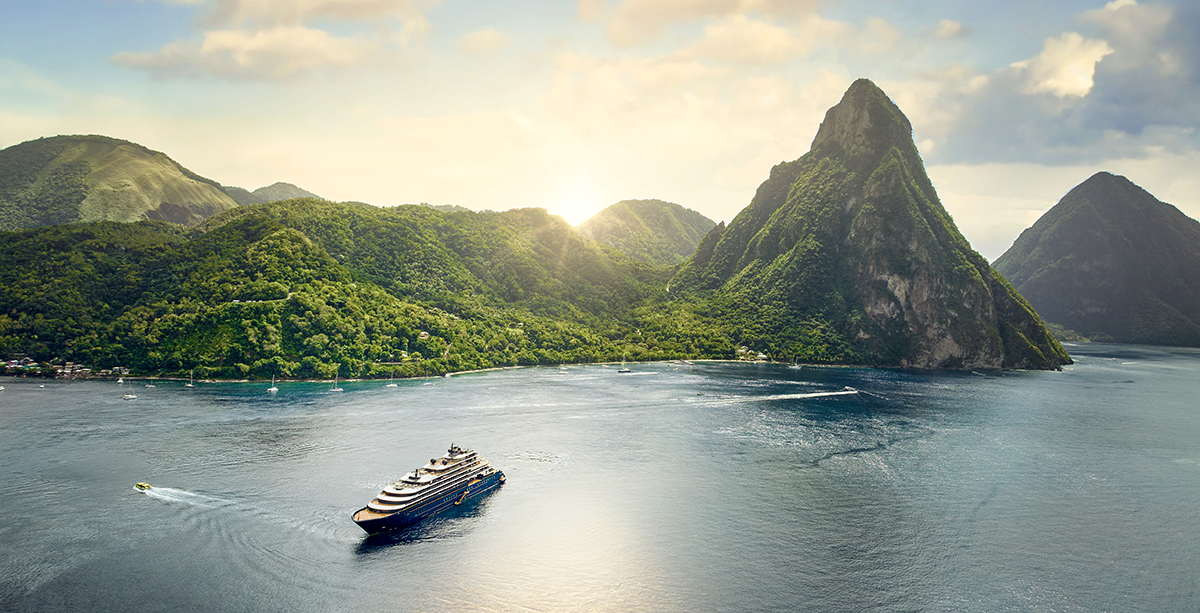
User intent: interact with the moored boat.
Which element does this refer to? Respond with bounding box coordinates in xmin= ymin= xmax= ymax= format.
xmin=352 ymin=444 xmax=505 ymax=534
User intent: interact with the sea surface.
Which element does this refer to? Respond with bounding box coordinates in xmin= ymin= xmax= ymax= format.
xmin=1 ymin=343 xmax=1199 ymax=612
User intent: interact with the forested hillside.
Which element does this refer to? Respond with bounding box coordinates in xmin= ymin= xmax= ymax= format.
xmin=577 ymin=199 xmax=716 ymax=266
xmin=0 ymin=199 xmax=733 ymax=379
xmin=0 ymin=135 xmax=238 ymax=230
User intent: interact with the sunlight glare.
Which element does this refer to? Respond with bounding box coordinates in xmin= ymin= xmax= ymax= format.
xmin=547 ymin=175 xmax=607 ymax=225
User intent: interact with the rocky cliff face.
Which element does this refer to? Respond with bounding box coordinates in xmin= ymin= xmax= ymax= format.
xmin=673 ymin=79 xmax=1069 ymax=369
xmin=994 ymin=172 xmax=1200 ymax=346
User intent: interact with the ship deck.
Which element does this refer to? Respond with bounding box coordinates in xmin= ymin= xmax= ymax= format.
xmin=353 ymin=507 xmax=393 ymax=521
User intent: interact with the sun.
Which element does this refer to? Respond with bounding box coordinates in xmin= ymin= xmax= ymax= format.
xmin=547 ymin=175 xmax=607 ymax=225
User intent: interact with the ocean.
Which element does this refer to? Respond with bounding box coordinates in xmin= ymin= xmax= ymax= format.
xmin=2 ymin=342 xmax=1198 ymax=612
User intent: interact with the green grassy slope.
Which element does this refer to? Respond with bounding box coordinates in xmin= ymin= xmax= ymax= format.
xmin=0 ymin=135 xmax=238 ymax=230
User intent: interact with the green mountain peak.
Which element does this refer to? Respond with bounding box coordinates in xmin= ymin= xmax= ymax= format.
xmin=673 ymin=79 xmax=1069 ymax=369
xmin=809 ymin=78 xmax=916 ymax=170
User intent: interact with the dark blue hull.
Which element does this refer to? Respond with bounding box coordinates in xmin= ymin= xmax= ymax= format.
xmin=353 ymin=470 xmax=505 ymax=534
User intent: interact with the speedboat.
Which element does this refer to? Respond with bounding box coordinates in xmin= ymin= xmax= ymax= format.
xmin=135 ymin=483 xmax=152 ymax=491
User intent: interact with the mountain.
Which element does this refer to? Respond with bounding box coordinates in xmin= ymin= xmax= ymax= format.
xmin=577 ymin=199 xmax=716 ymax=266
xmin=0 ymin=198 xmax=678 ymax=379
xmin=993 ymin=172 xmax=1200 ymax=346
xmin=0 ymin=135 xmax=238 ymax=230
xmin=672 ymin=79 xmax=1069 ymax=369
xmin=223 ymin=182 xmax=321 ymax=206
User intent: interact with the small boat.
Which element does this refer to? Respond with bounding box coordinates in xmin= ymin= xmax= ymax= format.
xmin=184 ymin=369 xmax=195 ymax=388
xmin=618 ymin=352 xmax=632 ymax=373
xmin=117 ymin=377 xmax=123 ymax=383
xmin=0 ymin=386 xmax=5 ymax=391
xmin=330 ymin=374 xmax=343 ymax=392
xmin=135 ymin=482 xmax=152 ymax=491
xmin=385 ymin=372 xmax=398 ymax=388
xmin=145 ymin=384 xmax=155 ymax=388
xmin=267 ymin=375 xmax=278 ymax=394
xmin=122 ymin=393 xmax=137 ymax=400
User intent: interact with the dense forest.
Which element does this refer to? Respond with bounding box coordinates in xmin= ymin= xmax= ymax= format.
xmin=0 ymin=199 xmax=738 ymax=379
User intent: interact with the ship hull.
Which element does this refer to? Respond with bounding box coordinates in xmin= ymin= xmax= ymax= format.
xmin=353 ymin=470 xmax=505 ymax=534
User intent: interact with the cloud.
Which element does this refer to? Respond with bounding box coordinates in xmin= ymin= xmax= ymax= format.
xmin=1010 ymin=32 xmax=1113 ymax=98
xmin=456 ymin=28 xmax=509 ymax=55
xmin=604 ymin=0 xmax=821 ymax=47
xmin=933 ymin=19 xmax=966 ymax=39
xmin=905 ymin=1 xmax=1200 ymax=168
xmin=198 ymin=0 xmax=430 ymax=28
xmin=577 ymin=0 xmax=605 ymax=22
xmin=113 ymin=26 xmax=379 ymax=80
xmin=681 ymin=14 xmax=842 ymax=65
xmin=115 ymin=0 xmax=431 ymax=80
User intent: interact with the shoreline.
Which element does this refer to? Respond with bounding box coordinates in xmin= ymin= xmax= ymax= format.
xmin=2 ymin=357 xmax=956 ymax=385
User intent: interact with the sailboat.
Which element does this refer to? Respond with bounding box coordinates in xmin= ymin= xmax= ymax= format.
xmin=330 ymin=374 xmax=343 ymax=392
xmin=185 ymin=369 xmax=195 ymax=388
xmin=385 ymin=371 xmax=398 ymax=388
xmin=267 ymin=375 xmax=278 ymax=394
xmin=618 ymin=352 xmax=632 ymax=373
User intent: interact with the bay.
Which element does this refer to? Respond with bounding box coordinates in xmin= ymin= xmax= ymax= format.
xmin=1 ymin=342 xmax=1198 ymax=612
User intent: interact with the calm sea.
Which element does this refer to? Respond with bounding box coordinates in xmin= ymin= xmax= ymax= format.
xmin=1 ymin=343 xmax=1198 ymax=612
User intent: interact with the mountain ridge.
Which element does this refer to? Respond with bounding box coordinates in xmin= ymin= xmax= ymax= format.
xmin=223 ymin=182 xmax=321 ymax=206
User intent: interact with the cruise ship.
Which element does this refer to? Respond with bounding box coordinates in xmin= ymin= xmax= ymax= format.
xmin=352 ymin=444 xmax=505 ymax=534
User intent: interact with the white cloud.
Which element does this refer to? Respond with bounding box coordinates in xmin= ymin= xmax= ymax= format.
xmin=457 ymin=28 xmax=509 ymax=55
xmin=683 ymin=14 xmax=842 ymax=65
xmin=605 ymin=0 xmax=821 ymax=47
xmin=1082 ymin=0 xmax=1173 ymax=73
xmin=113 ymin=26 xmax=378 ymax=80
xmin=198 ymin=0 xmax=430 ymax=27
xmin=1010 ymin=32 xmax=1113 ymax=98
xmin=933 ymin=19 xmax=965 ymax=39
xmin=115 ymin=0 xmax=431 ymax=80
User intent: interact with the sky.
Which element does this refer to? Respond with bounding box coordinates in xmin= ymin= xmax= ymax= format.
xmin=2 ymin=0 xmax=1198 ymax=261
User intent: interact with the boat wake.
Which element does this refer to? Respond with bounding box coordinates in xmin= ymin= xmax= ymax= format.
xmin=758 ymin=387 xmax=862 ymax=401
xmin=137 ymin=486 xmax=226 ymax=508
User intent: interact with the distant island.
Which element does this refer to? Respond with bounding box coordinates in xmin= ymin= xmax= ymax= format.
xmin=0 ymin=80 xmax=1075 ymax=378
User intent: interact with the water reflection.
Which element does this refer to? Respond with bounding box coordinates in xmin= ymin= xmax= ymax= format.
xmin=353 ymin=492 xmax=498 ymax=554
